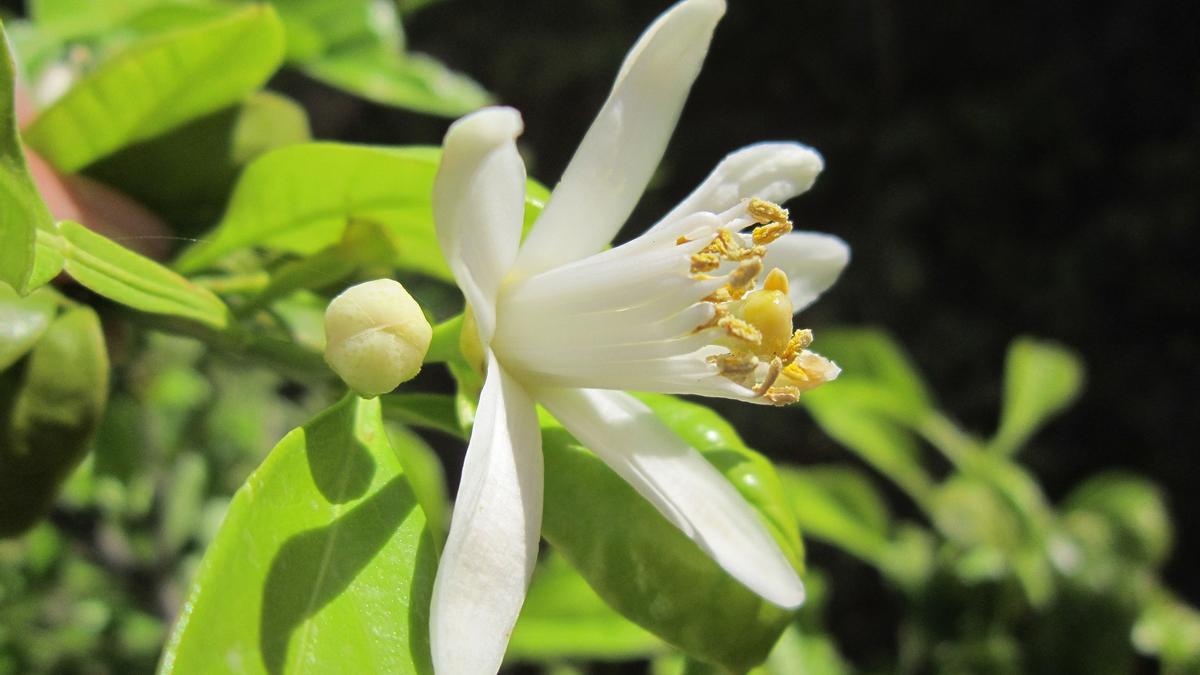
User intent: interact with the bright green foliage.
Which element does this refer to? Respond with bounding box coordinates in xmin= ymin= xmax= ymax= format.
xmin=23 ymin=6 xmax=286 ymax=171
xmin=991 ymin=336 xmax=1085 ymax=455
xmin=540 ymin=394 xmax=803 ymax=673
xmin=1 ymin=302 xmax=108 ymax=536
xmin=508 ymin=552 xmax=664 ymax=663
xmin=160 ymin=395 xmax=437 ymax=675
xmin=0 ymin=24 xmax=54 ymax=294
xmin=50 ymin=220 xmax=230 ymax=328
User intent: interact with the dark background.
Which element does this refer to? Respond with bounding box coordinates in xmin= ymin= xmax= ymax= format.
xmin=6 ymin=0 xmax=1198 ymax=664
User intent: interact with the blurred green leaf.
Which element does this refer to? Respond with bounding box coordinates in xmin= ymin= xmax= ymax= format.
xmin=779 ymin=465 xmax=893 ymax=566
xmin=807 ymin=328 xmax=936 ymax=425
xmin=754 ymin=623 xmax=853 ymax=675
xmin=1 ymin=24 xmax=54 ymax=294
xmin=24 ymin=5 xmax=286 ymax=171
xmin=86 ymin=91 xmax=311 ymax=233
xmin=990 ymin=337 xmax=1084 ymax=455
xmin=0 ymin=285 xmax=58 ymax=371
xmin=161 ymin=395 xmax=436 ymax=675
xmin=1133 ymin=593 xmax=1200 ymax=669
xmin=302 ymin=47 xmax=491 ymax=117
xmin=800 ymin=396 xmax=934 ymax=507
xmin=268 ymin=0 xmax=401 ymax=62
xmin=540 ymin=395 xmax=802 ymax=672
xmin=508 ymin=552 xmax=664 ymax=663
xmin=53 ymin=220 xmax=230 ymax=328
xmin=1 ymin=304 xmax=108 ymax=537
xmin=159 ymin=451 xmax=208 ymax=557
xmin=28 ymin=0 xmax=167 ymax=41
xmin=1064 ymin=471 xmax=1172 ymax=568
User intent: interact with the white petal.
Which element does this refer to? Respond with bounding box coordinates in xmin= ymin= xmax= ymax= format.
xmin=761 ymin=231 xmax=850 ymax=312
xmin=431 ymin=352 xmax=543 ymax=674
xmin=433 ymin=107 xmax=527 ymax=343
xmin=652 ymin=142 xmax=825 ymax=235
xmin=535 ymin=387 xmax=805 ymax=608
xmin=512 ymin=0 xmax=727 ymax=278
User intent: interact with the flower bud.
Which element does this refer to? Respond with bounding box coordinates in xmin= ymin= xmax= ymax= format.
xmin=324 ymin=279 xmax=432 ymax=397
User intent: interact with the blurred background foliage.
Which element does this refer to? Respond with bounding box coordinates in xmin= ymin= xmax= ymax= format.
xmin=1 ymin=0 xmax=1198 ymax=673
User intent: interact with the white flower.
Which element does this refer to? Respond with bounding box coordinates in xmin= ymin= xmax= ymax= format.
xmin=429 ymin=0 xmax=849 ymax=672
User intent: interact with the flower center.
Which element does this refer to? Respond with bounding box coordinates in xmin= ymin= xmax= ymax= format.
xmin=684 ymin=199 xmax=839 ymax=406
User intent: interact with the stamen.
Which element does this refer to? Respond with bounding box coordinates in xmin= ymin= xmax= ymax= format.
xmin=752 ymin=357 xmax=784 ymax=396
xmin=717 ymin=313 xmax=762 ymax=344
xmin=747 ymin=198 xmax=789 ymax=225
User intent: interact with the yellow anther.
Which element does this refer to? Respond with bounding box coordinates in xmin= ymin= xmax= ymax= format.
xmin=718 ymin=314 xmax=762 ymax=344
xmin=703 ymin=286 xmax=734 ymax=304
xmin=676 ymin=235 xmax=691 ymax=245
xmin=782 ymin=328 xmax=813 ymax=362
xmin=690 ymin=252 xmax=721 ymax=274
xmin=739 ymin=287 xmax=794 ymax=357
xmin=779 ymin=351 xmax=840 ymax=392
xmin=752 ymin=220 xmax=793 ymax=246
xmin=764 ymin=385 xmax=801 ymax=406
xmin=763 ymin=267 xmax=789 ymax=294
xmin=748 ymin=198 xmax=789 ymax=225
xmin=707 ymin=351 xmax=759 ymax=374
xmin=728 ymin=259 xmax=763 ymax=289
xmin=782 ymin=361 xmax=811 ymax=382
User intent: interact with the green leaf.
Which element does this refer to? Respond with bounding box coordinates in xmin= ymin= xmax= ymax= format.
xmin=1 ymin=304 xmax=108 ymax=537
xmin=53 ymin=220 xmax=230 ymax=328
xmin=1133 ymin=593 xmax=1200 ymax=668
xmin=778 ymin=465 xmax=893 ymax=566
xmin=23 ymin=5 xmax=286 ymax=171
xmin=755 ymin=623 xmax=853 ymax=675
xmin=990 ymin=336 xmax=1084 ymax=455
xmin=177 ymin=144 xmax=547 ymax=279
xmin=160 ymin=395 xmax=437 ymax=675
xmin=85 ymin=91 xmax=311 ymax=233
xmin=1 ymin=24 xmax=54 ymax=293
xmin=0 ymin=285 xmax=58 ymax=371
xmin=269 ymin=0 xmax=401 ymax=62
xmin=800 ymin=395 xmax=934 ymax=506
xmin=29 ymin=0 xmax=167 ymax=41
xmin=1063 ymin=471 xmax=1172 ymax=568
xmin=302 ymin=47 xmax=491 ymax=117
xmin=540 ymin=395 xmax=802 ymax=672
xmin=508 ymin=552 xmax=664 ymax=663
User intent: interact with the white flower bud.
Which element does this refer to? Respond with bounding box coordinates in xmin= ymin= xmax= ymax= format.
xmin=324 ymin=279 xmax=432 ymax=397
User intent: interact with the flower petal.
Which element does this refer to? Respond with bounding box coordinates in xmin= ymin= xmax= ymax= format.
xmin=652 ymin=142 xmax=824 ymax=235
xmin=535 ymin=387 xmax=805 ymax=608
xmin=760 ymin=231 xmax=850 ymax=312
xmin=513 ymin=0 xmax=726 ymax=278
xmin=431 ymin=352 xmax=543 ymax=674
xmin=433 ymin=106 xmax=527 ymax=343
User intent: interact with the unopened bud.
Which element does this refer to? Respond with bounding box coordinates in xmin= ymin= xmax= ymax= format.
xmin=324 ymin=279 xmax=432 ymax=397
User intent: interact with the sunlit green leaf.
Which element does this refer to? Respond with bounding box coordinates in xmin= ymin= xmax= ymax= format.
xmin=990 ymin=337 xmax=1084 ymax=455
xmin=1133 ymin=593 xmax=1200 ymax=668
xmin=1 ymin=304 xmax=108 ymax=537
xmin=54 ymin=220 xmax=229 ymax=328
xmin=24 ymin=5 xmax=286 ymax=171
xmin=384 ymin=422 xmax=448 ymax=542
xmin=508 ymin=552 xmax=664 ymax=663
xmin=161 ymin=395 xmax=436 ymax=675
xmin=177 ymin=144 xmax=547 ymax=279
xmin=779 ymin=465 xmax=893 ymax=566
xmin=1 ymin=24 xmax=54 ymax=293
xmin=302 ymin=48 xmax=491 ymax=117
xmin=753 ymin=624 xmax=853 ymax=675
xmin=540 ymin=394 xmax=802 ymax=672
